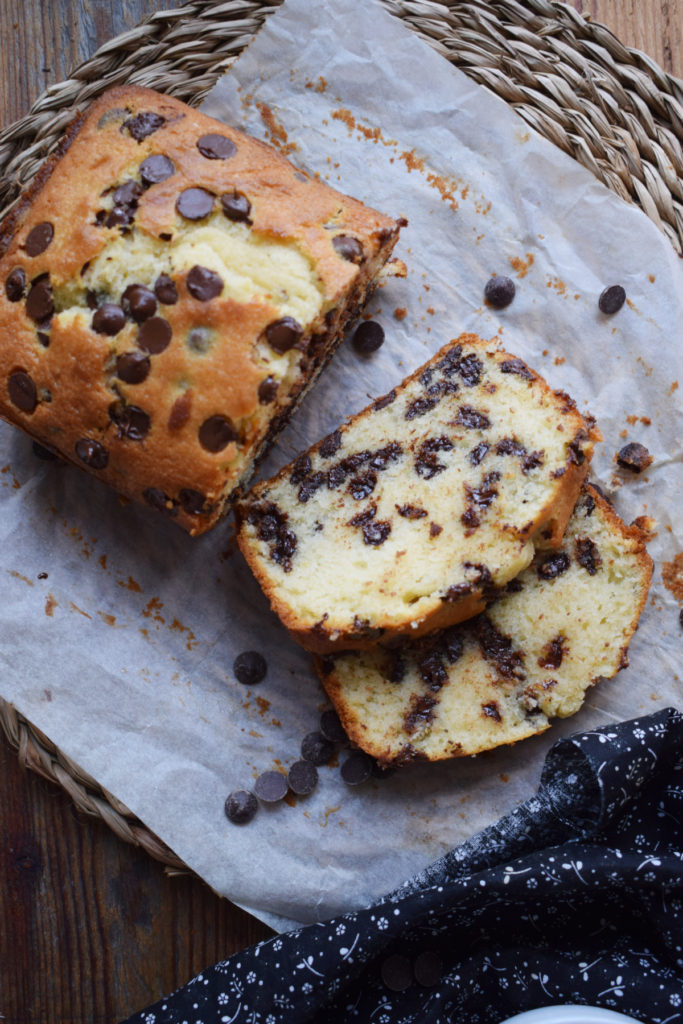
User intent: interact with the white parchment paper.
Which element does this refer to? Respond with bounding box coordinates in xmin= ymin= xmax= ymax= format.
xmin=2 ymin=0 xmax=682 ymax=932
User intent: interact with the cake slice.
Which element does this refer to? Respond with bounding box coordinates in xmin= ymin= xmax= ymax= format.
xmin=316 ymin=486 xmax=652 ymax=764
xmin=0 ymin=86 xmax=404 ymax=534
xmin=236 ymin=334 xmax=599 ymax=653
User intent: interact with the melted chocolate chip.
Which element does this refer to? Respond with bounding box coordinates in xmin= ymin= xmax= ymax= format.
xmin=340 ymin=750 xmax=374 ymax=786
xmin=109 ymin=402 xmax=150 ymax=441
xmin=349 ymin=505 xmax=376 ymax=528
xmin=352 ymin=320 xmax=385 ymax=354
xmin=482 ymin=701 xmax=502 ymax=722
xmin=397 ymin=504 xmax=427 ymax=519
xmin=370 ymin=442 xmax=403 ymax=470
xmin=106 ymin=206 xmax=135 ymax=229
xmin=470 ymin=441 xmax=490 ymax=466
xmin=373 ymin=389 xmax=396 ymax=411
xmin=616 ymin=442 xmax=652 ymax=473
xmin=500 ymin=358 xmax=534 ymax=380
xmin=430 ymin=522 xmax=442 ymax=537
xmin=116 ymin=351 xmax=151 ymax=384
xmin=349 ymin=470 xmax=377 ymax=500
xmin=122 ymin=284 xmax=157 ymax=322
xmin=199 ymin=414 xmax=238 ymax=452
xmin=575 ymin=535 xmax=602 ymax=575
xmin=536 ymin=551 xmax=570 ymax=580
xmin=5 ymin=267 xmax=26 ymax=302
xmin=297 ymin=472 xmax=325 ymax=503
xmin=197 ymin=133 xmax=237 ymax=160
xmin=137 ymin=316 xmax=172 ymax=354
xmin=265 ymin=317 xmax=303 ymax=353
xmin=247 ymin=501 xmax=297 ymax=572
xmin=92 ymin=303 xmax=126 ymax=336
xmin=290 ymin=454 xmax=312 ymax=485
xmin=224 ymin=789 xmax=257 ymax=825
xmin=176 ymin=187 xmax=214 ymax=221
xmin=362 ymin=520 xmax=391 ymax=545
xmin=538 ymin=634 xmax=567 ymax=670
xmin=258 ymin=376 xmax=279 ymax=405
xmin=8 ymin=371 xmax=37 ymax=413
xmin=301 ymin=731 xmax=335 ymax=766
xmin=25 ymin=274 xmax=53 ymax=323
xmin=143 ymin=487 xmax=173 ymax=513
xmin=319 ymin=430 xmax=342 ymax=459
xmin=415 ymin=436 xmax=453 ymax=479
xmin=477 ymin=617 xmax=525 ymax=680
xmin=457 ymin=353 xmax=483 ymax=387
xmin=404 ymin=692 xmax=438 ymax=734
xmin=123 ymin=111 xmax=165 ymax=141
xmin=113 ymin=179 xmax=143 ymax=206
xmin=174 ymin=489 xmax=204 ymax=516
xmin=186 ymin=265 xmax=223 ymax=301
xmin=456 ymin=405 xmax=490 ymax=429
xmin=187 ymin=327 xmax=212 ymax=354
xmin=221 ymin=191 xmax=252 ymax=222
xmin=139 ymin=154 xmax=175 ymax=186
xmin=332 ymin=234 xmax=363 ymax=263
xmin=287 ymin=760 xmax=318 ymax=796
xmin=254 ymin=770 xmax=288 ymax=803
xmin=484 ymin=275 xmax=515 ymax=308
xmin=599 ymin=284 xmax=626 ymax=315
xmin=75 ymin=438 xmax=108 ymax=470
xmin=154 ymin=273 xmax=178 ymax=305
xmin=24 ymin=221 xmax=54 ymax=257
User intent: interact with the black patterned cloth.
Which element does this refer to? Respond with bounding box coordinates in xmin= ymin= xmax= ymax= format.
xmin=123 ymin=708 xmax=683 ymax=1024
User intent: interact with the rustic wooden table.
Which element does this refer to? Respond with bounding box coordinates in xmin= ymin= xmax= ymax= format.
xmin=0 ymin=2 xmax=681 ymax=1022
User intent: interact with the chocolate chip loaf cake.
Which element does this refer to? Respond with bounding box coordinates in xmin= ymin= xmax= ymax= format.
xmin=0 ymin=86 xmax=404 ymax=533
xmin=235 ymin=334 xmax=599 ymax=653
xmin=316 ymin=486 xmax=652 ymax=764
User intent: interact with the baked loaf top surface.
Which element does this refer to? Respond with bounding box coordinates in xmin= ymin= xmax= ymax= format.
xmin=236 ymin=333 xmax=599 ymax=653
xmin=317 ymin=486 xmax=653 ymax=764
xmin=0 ymin=86 xmax=401 ymax=533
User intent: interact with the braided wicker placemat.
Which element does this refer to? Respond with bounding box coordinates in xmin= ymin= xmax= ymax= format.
xmin=0 ymin=0 xmax=681 ymax=874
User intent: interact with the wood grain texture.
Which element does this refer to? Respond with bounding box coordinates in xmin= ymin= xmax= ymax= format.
xmin=0 ymin=2 xmax=680 ymax=1023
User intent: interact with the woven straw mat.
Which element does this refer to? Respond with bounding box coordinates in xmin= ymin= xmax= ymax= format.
xmin=0 ymin=0 xmax=681 ymax=875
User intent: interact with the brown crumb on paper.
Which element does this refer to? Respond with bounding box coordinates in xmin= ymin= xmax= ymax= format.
xmin=509 ymin=253 xmax=534 ymax=278
xmin=394 ymin=307 xmax=407 ymax=321
xmin=662 ymin=553 xmax=683 ymax=603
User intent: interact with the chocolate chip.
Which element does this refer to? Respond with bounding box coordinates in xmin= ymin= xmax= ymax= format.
xmin=109 ymin=402 xmax=150 ymax=441
xmin=123 ymin=111 xmax=165 ymax=141
xmin=224 ymin=789 xmax=258 ymax=825
xmin=37 ymin=330 xmax=50 ymax=348
xmin=143 ymin=487 xmax=172 ymax=512
xmin=113 ymin=179 xmax=143 ymax=206
xmin=85 ymin=289 xmax=99 ymax=310
xmin=470 ymin=441 xmax=490 ymax=466
xmin=301 ymin=731 xmax=335 ymax=766
xmin=106 ymin=206 xmax=135 ymax=229
xmin=536 ymin=551 xmax=570 ymax=580
xmin=197 ymin=133 xmax=237 ymax=160
xmin=92 ymin=303 xmax=126 ymax=336
xmin=396 ymin=504 xmax=427 ymax=519
xmin=254 ymin=770 xmax=288 ymax=803
xmin=186 ymin=265 xmax=223 ymax=301
xmin=122 ymin=284 xmax=157 ymax=322
xmin=5 ymin=268 xmax=26 ymax=302
xmin=319 ymin=430 xmax=342 ymax=459
xmin=137 ymin=316 xmax=172 ymax=354
xmin=333 ymin=234 xmax=363 ymax=263
xmin=8 ymin=371 xmax=37 ymax=413
xmin=25 ymin=275 xmax=53 ymax=323
xmin=457 ymin=353 xmax=483 ymax=387
xmin=414 ymin=951 xmax=443 ymax=988
xmin=381 ymin=954 xmax=413 ymax=992
xmin=352 ymin=320 xmax=384 ymax=354
xmin=154 ymin=273 xmax=178 ymax=305
xmin=456 ymin=405 xmax=490 ymax=429
xmin=340 ymin=750 xmax=374 ymax=785
xmin=258 ymin=376 xmax=279 ymax=404
xmin=178 ymin=488 xmax=206 ymax=515
xmin=616 ymin=441 xmax=653 ymax=473
xmin=599 ymin=284 xmax=626 ymax=315
xmin=24 ymin=221 xmax=54 ymax=257
xmin=139 ymin=154 xmax=175 ymax=186
xmin=319 ymin=708 xmax=348 ymax=744
xmin=176 ymin=187 xmax=214 ymax=221
xmin=287 ymin=760 xmax=318 ymax=796
xmin=75 ymin=438 xmax=108 ymax=470
xmin=362 ymin=520 xmax=391 ymax=545
xmin=265 ymin=317 xmax=303 ymax=353
xmin=221 ymin=191 xmax=251 ymax=222
xmin=484 ymin=275 xmax=515 ymax=308
xmin=575 ymin=535 xmax=602 ymax=575
xmin=116 ymin=351 xmax=151 ymax=384
xmin=500 ymin=358 xmax=534 ymax=380
xmin=187 ymin=327 xmax=212 ymax=354
xmin=199 ymin=414 xmax=238 ymax=452
xmin=233 ymin=651 xmax=267 ymax=686
xmin=679 ymin=608 xmax=683 ymax=631
xmin=373 ymin=389 xmax=396 ymax=411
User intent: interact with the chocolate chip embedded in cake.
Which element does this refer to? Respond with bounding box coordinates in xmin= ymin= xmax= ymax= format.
xmin=316 ymin=486 xmax=652 ymax=764
xmin=0 ymin=85 xmax=404 ymax=535
xmin=235 ymin=333 xmax=601 ymax=654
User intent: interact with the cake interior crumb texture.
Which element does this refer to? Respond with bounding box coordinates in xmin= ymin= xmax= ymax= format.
xmin=0 ymin=86 xmax=402 ymax=534
xmin=317 ymin=486 xmax=652 ymax=764
xmin=237 ymin=334 xmax=599 ymax=652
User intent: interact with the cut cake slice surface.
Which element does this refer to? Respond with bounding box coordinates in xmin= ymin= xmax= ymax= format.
xmin=236 ymin=333 xmax=599 ymax=653
xmin=316 ymin=486 xmax=653 ymax=764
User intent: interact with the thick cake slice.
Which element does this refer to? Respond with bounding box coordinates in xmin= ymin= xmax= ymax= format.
xmin=236 ymin=334 xmax=599 ymax=653
xmin=0 ymin=86 xmax=403 ymax=534
xmin=316 ymin=487 xmax=652 ymax=764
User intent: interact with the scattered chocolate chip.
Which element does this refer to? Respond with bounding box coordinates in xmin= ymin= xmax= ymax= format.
xmin=109 ymin=402 xmax=150 ymax=441
xmin=5 ymin=267 xmax=26 ymax=302
xmin=176 ymin=187 xmax=214 ymax=221
xmin=254 ymin=770 xmax=288 ymax=803
xmin=221 ymin=191 xmax=251 ymax=222
xmin=122 ymin=283 xmax=157 ymax=322
xmin=123 ymin=111 xmax=165 ymax=141
xmin=598 ymin=284 xmax=626 ymax=315
xmin=301 ymin=731 xmax=335 ymax=766
xmin=106 ymin=205 xmax=135 ymax=229
xmin=197 ymin=133 xmax=237 ymax=160
xmin=137 ymin=316 xmax=172 ymax=354
xmin=8 ymin=371 xmax=37 ymax=413
xmin=319 ymin=708 xmax=348 ymax=744
xmin=317 ymin=431 xmax=342 ymax=462
xmin=92 ymin=303 xmax=126 ymax=336
xmin=199 ymin=414 xmax=238 ymax=453
xmin=154 ymin=273 xmax=178 ymax=305
xmin=258 ymin=376 xmax=279 ymax=404
xmin=75 ymin=438 xmax=108 ymax=470
xmin=32 ymin=440 xmax=58 ymax=461
xmin=25 ymin=274 xmax=53 ymax=323
xmin=381 ymin=955 xmax=413 ymax=992
xmin=414 ymin=951 xmax=443 ymax=988
xmin=340 ymin=750 xmax=374 ymax=786
xmin=178 ymin=488 xmax=206 ymax=515
xmin=233 ymin=651 xmax=267 ymax=686
xmin=116 ymin=351 xmax=151 ymax=384
xmin=186 ymin=265 xmax=223 ymax=301
xmin=287 ymin=760 xmax=318 ymax=796
xmin=352 ymin=320 xmax=385 ymax=354
xmin=616 ymin=441 xmax=653 ymax=473
xmin=333 ymin=234 xmax=363 ymax=263
xmin=265 ymin=317 xmax=303 ymax=353
xmin=139 ymin=154 xmax=175 ymax=186
xmin=536 ymin=551 xmax=570 ymax=580
xmin=484 ymin=275 xmax=515 ymax=308
xmin=224 ymin=789 xmax=258 ymax=825
xmin=24 ymin=221 xmax=54 ymax=257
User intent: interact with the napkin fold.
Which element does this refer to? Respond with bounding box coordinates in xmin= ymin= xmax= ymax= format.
xmin=122 ymin=706 xmax=683 ymax=1023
